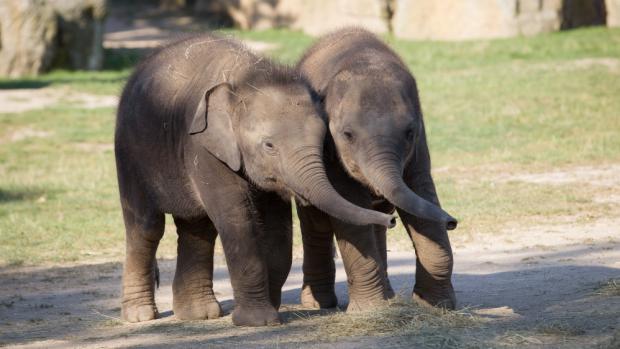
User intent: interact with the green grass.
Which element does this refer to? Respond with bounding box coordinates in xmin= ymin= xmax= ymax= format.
xmin=1 ymin=27 xmax=619 ymax=265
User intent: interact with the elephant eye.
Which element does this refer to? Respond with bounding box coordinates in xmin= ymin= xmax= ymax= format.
xmin=262 ymin=140 xmax=277 ymax=155
xmin=343 ymin=129 xmax=354 ymax=143
xmin=405 ymin=127 xmax=415 ymax=141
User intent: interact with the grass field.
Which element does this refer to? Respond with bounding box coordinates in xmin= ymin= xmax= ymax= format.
xmin=1 ymin=27 xmax=619 ymax=266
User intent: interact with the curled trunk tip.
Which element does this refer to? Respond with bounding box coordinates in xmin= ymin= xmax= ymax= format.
xmin=363 ymin=161 xmax=457 ymax=231
xmin=285 ymin=149 xmax=397 ymax=229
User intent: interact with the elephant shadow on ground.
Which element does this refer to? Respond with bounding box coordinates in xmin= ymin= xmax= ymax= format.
xmin=0 ymin=244 xmax=618 ymax=347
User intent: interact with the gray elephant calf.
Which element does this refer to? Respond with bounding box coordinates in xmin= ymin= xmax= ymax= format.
xmin=115 ymin=33 xmax=395 ymax=326
xmin=297 ymin=27 xmax=458 ymax=311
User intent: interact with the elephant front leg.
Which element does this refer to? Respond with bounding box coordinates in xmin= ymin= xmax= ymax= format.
xmin=208 ymin=197 xmax=279 ymax=326
xmin=255 ymin=192 xmax=293 ymax=310
xmin=401 ymin=121 xmax=456 ymax=309
xmin=398 ymin=202 xmax=456 ymax=308
xmin=371 ymin=199 xmax=396 ymax=299
xmin=172 ymin=216 xmax=222 ymax=320
xmin=120 ymin=205 xmax=164 ymax=323
xmin=219 ymin=224 xmax=280 ymax=326
xmin=373 ymin=225 xmax=395 ymax=299
xmin=334 ymin=221 xmax=389 ymax=312
xmin=297 ymin=204 xmax=338 ymax=309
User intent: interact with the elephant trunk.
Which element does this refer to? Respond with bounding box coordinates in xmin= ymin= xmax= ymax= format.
xmin=362 ymin=151 xmax=457 ymax=230
xmin=284 ymin=146 xmax=396 ymax=228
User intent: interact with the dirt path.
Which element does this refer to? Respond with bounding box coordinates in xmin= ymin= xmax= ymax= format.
xmin=1 ymin=210 xmax=618 ymax=348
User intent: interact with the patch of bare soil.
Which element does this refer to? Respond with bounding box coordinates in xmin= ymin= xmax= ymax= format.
xmin=0 ymin=87 xmax=118 ymax=114
xmin=495 ymin=164 xmax=620 ymax=188
xmin=0 ymin=128 xmax=52 ymax=144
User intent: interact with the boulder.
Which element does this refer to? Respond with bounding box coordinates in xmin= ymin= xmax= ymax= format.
xmin=391 ymin=0 xmax=606 ymax=41
xmin=194 ymin=0 xmax=280 ymax=30
xmin=517 ymin=0 xmax=562 ymax=36
xmin=0 ymin=0 xmax=106 ymax=77
xmin=194 ymin=0 xmax=390 ymax=34
xmin=0 ymin=0 xmax=58 ymax=77
xmin=277 ymin=0 xmax=390 ymax=36
xmin=608 ymin=0 xmax=620 ymax=27
xmin=392 ymin=0 xmax=519 ymax=41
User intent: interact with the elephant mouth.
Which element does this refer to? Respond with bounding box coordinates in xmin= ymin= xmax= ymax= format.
xmin=292 ymin=193 xmax=311 ymax=206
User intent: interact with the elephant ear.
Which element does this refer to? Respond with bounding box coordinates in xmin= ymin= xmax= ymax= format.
xmin=189 ymin=83 xmax=241 ymax=172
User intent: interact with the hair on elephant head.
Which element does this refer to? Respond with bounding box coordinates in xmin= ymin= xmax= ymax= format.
xmin=188 ymin=67 xmax=396 ymax=229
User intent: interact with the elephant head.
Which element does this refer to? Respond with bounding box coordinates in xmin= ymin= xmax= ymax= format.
xmin=188 ymin=75 xmax=396 ymax=229
xmin=321 ymin=67 xmax=457 ymax=230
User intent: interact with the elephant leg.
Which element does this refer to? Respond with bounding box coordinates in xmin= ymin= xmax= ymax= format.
xmin=372 ymin=197 xmax=396 ymax=299
xmin=297 ymin=203 xmax=338 ymax=309
xmin=119 ymin=196 xmax=164 ymax=323
xmin=172 ymin=215 xmax=222 ymax=320
xmin=398 ymin=174 xmax=455 ymax=309
xmin=254 ymin=191 xmax=293 ymax=310
xmin=399 ymin=120 xmax=456 ymax=309
xmin=202 ymin=190 xmax=278 ymax=326
xmin=373 ymin=225 xmax=395 ymax=299
xmin=189 ymin=151 xmax=278 ymax=326
xmin=217 ymin=217 xmax=279 ymax=326
xmin=399 ymin=210 xmax=455 ymax=309
xmin=333 ymin=220 xmax=388 ymax=312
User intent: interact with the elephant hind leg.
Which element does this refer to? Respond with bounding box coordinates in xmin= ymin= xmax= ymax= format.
xmin=172 ymin=215 xmax=222 ymax=320
xmin=120 ymin=198 xmax=164 ymax=323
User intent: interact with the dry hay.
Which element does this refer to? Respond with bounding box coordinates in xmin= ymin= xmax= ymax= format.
xmin=595 ymin=279 xmax=620 ymax=297
xmin=290 ymin=297 xmax=480 ymax=342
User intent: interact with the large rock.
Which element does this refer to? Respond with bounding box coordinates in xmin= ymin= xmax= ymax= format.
xmin=392 ymin=0 xmax=607 ymax=41
xmin=194 ymin=0 xmax=280 ymax=30
xmin=194 ymin=0 xmax=390 ymax=34
xmin=608 ymin=0 xmax=620 ymax=27
xmin=517 ymin=0 xmax=562 ymax=36
xmin=277 ymin=0 xmax=390 ymax=36
xmin=0 ymin=0 xmax=58 ymax=77
xmin=48 ymin=0 xmax=107 ymax=71
xmin=0 ymin=0 xmax=106 ymax=77
xmin=392 ymin=0 xmax=520 ymax=41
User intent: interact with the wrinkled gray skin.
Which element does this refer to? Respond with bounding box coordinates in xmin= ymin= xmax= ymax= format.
xmin=115 ymin=33 xmax=395 ymax=326
xmin=297 ymin=28 xmax=457 ymax=311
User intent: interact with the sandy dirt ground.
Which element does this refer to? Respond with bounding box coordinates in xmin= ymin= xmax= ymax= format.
xmin=0 ymin=185 xmax=618 ymax=348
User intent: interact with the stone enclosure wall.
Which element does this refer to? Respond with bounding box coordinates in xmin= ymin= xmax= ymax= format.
xmin=195 ymin=0 xmax=619 ymax=39
xmin=0 ymin=0 xmax=106 ymax=78
xmin=1 ymin=0 xmax=618 ymax=77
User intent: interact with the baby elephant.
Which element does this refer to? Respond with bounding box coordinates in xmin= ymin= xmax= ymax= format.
xmin=297 ymin=27 xmax=458 ymax=311
xmin=115 ymin=33 xmax=395 ymax=326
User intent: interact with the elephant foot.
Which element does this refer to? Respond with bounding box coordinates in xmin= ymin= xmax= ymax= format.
xmin=232 ymin=305 xmax=280 ymax=326
xmin=300 ymin=284 xmax=338 ymax=309
xmin=173 ymin=297 xmax=222 ymax=320
xmin=384 ymin=278 xmax=396 ymax=299
xmin=412 ymin=281 xmax=457 ymax=310
xmin=121 ymin=303 xmax=158 ymax=323
xmin=269 ymin=288 xmax=282 ymax=310
xmin=346 ymin=295 xmax=389 ymax=313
